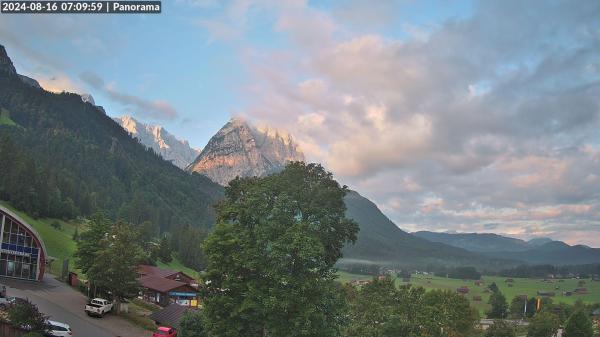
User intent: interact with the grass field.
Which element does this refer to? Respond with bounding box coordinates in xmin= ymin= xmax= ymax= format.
xmin=338 ymin=271 xmax=600 ymax=314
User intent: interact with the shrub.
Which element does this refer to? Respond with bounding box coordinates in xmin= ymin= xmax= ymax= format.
xmin=50 ymin=221 xmax=62 ymax=230
xmin=179 ymin=310 xmax=206 ymax=337
xmin=7 ymin=300 xmax=49 ymax=333
xmin=485 ymin=320 xmax=516 ymax=337
xmin=564 ymin=310 xmax=594 ymax=337
xmin=527 ymin=312 xmax=559 ymax=337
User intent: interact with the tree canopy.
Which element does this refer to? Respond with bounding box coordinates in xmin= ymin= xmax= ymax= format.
xmin=202 ymin=162 xmax=359 ymax=337
xmin=86 ymin=221 xmax=143 ymax=312
xmin=564 ymin=310 xmax=594 ymax=337
xmin=345 ymin=276 xmax=479 ymax=337
xmin=487 ymin=288 xmax=508 ymax=319
xmin=485 ymin=320 xmax=516 ymax=337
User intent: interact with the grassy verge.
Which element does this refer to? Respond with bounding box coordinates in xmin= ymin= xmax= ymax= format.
xmin=119 ymin=301 xmax=157 ymax=331
xmin=157 ymin=257 xmax=202 ymax=280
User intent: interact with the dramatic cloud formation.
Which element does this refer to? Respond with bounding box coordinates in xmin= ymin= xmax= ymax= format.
xmin=220 ymin=0 xmax=600 ymax=245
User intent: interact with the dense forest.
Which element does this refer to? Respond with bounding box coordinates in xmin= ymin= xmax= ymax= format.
xmin=0 ymin=53 xmax=223 ymax=269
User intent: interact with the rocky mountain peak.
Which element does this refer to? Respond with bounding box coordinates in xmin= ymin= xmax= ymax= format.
xmin=114 ymin=115 xmax=201 ymax=169
xmin=0 ymin=45 xmax=17 ymax=75
xmin=186 ymin=117 xmax=305 ymax=185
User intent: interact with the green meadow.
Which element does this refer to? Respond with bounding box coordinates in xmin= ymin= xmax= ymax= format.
xmin=338 ymin=271 xmax=600 ymax=315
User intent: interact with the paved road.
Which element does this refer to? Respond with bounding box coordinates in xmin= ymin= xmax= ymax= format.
xmin=0 ymin=275 xmax=151 ymax=337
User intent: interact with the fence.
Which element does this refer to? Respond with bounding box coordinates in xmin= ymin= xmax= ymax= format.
xmin=0 ymin=321 xmax=27 ymax=337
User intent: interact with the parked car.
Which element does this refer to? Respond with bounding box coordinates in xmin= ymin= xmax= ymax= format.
xmin=84 ymin=298 xmax=113 ymax=317
xmin=0 ymin=296 xmax=26 ymax=308
xmin=152 ymin=326 xmax=177 ymax=337
xmin=45 ymin=320 xmax=72 ymax=337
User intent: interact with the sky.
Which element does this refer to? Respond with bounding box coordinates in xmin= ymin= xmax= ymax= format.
xmin=1 ymin=0 xmax=600 ymax=246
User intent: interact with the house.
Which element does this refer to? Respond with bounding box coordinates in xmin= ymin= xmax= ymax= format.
xmin=138 ymin=265 xmax=196 ymax=286
xmin=505 ymin=278 xmax=514 ymax=283
xmin=456 ymin=286 xmax=469 ymax=294
xmin=536 ymin=291 xmax=555 ymax=297
xmin=137 ymin=265 xmax=199 ymax=307
xmin=574 ymin=287 xmax=588 ymax=294
xmin=350 ymin=279 xmax=370 ymax=286
xmin=472 ymin=295 xmax=482 ymax=302
xmin=149 ymin=303 xmax=194 ymax=330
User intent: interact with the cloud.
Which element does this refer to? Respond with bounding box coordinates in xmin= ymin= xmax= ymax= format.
xmin=236 ymin=0 xmax=600 ymax=245
xmin=79 ymin=71 xmax=178 ymax=120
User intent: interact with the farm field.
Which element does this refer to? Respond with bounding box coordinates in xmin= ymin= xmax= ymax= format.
xmin=338 ymin=271 xmax=600 ymax=314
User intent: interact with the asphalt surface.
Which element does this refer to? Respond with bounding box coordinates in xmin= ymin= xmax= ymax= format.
xmin=0 ymin=275 xmax=150 ymax=337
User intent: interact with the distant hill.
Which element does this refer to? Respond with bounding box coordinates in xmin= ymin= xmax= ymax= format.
xmin=413 ymin=231 xmax=531 ymax=253
xmin=0 ymin=44 xmax=223 ymax=232
xmin=413 ymin=231 xmax=600 ymax=265
xmin=527 ymin=237 xmax=554 ymax=247
xmin=342 ymin=192 xmax=515 ymax=269
xmin=488 ymin=241 xmax=600 ymax=265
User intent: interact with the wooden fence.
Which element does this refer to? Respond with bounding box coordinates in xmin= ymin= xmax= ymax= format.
xmin=0 ymin=321 xmax=27 ymax=337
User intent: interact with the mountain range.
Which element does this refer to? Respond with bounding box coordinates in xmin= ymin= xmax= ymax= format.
xmin=2 ymin=43 xmax=599 ymax=271
xmin=113 ymin=109 xmax=509 ymax=268
xmin=0 ymin=44 xmax=223 ymax=232
xmin=114 ymin=115 xmax=201 ymax=169
xmin=186 ymin=117 xmax=305 ymax=185
xmin=414 ymin=231 xmax=600 ymax=265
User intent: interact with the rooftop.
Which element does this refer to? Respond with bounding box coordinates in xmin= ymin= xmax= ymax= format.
xmin=139 ymin=275 xmax=192 ymax=293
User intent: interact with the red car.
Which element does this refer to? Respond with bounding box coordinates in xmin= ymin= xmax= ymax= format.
xmin=152 ymin=326 xmax=177 ymax=337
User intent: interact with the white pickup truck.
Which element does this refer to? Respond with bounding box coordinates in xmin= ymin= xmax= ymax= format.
xmin=84 ymin=298 xmax=113 ymax=317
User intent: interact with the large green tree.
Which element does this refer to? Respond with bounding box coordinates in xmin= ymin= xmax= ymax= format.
xmin=527 ymin=312 xmax=559 ymax=337
xmin=509 ymin=295 xmax=536 ymax=319
xmin=87 ymin=222 xmax=143 ymax=313
xmin=487 ymin=290 xmax=509 ymax=319
xmin=564 ymin=310 xmax=594 ymax=337
xmin=74 ymin=212 xmax=111 ymax=274
xmin=202 ymin=162 xmax=359 ymax=337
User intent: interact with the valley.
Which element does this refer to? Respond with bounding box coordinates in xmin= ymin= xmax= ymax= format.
xmin=1 ymin=3 xmax=600 ymax=334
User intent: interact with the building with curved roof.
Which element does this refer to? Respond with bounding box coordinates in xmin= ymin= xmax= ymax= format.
xmin=0 ymin=206 xmax=47 ymax=281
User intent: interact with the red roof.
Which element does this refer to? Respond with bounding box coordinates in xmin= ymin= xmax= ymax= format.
xmin=139 ymin=265 xmax=179 ymax=278
xmin=139 ymin=275 xmax=193 ymax=293
xmin=138 ymin=265 xmax=195 ymax=282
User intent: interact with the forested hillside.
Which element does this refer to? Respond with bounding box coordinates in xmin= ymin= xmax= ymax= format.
xmin=341 ymin=191 xmax=516 ymax=270
xmin=0 ymin=45 xmax=223 ymax=237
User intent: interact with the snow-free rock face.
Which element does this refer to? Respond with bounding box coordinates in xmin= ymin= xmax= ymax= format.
xmin=114 ymin=116 xmax=201 ymax=169
xmin=18 ymin=75 xmax=42 ymax=89
xmin=80 ymin=93 xmax=96 ymax=105
xmin=186 ymin=117 xmax=305 ymax=185
xmin=0 ymin=45 xmax=17 ymax=75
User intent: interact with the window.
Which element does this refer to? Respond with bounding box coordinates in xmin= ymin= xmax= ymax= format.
xmin=0 ymin=214 xmax=40 ymax=280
